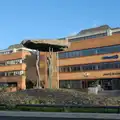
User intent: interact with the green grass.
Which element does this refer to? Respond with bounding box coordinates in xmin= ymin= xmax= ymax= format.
xmin=0 ymin=106 xmax=118 ymax=113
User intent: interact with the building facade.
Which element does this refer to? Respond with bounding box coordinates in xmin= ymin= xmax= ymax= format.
xmin=1 ymin=24 xmax=120 ymax=91
xmin=0 ymin=45 xmax=48 ymax=91
xmin=58 ymin=25 xmax=120 ymax=90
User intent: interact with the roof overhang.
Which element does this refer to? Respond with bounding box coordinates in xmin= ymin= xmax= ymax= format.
xmin=21 ymin=39 xmax=70 ymax=52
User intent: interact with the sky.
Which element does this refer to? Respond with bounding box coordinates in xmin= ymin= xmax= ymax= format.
xmin=0 ymin=0 xmax=120 ymax=49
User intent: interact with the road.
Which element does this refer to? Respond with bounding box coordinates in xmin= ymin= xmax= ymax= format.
xmin=0 ymin=111 xmax=119 ymax=120
xmin=0 ymin=117 xmax=116 ymax=120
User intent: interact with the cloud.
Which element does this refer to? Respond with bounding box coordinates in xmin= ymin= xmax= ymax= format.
xmin=68 ymin=32 xmax=77 ymax=37
xmin=92 ymin=23 xmax=97 ymax=27
xmin=92 ymin=20 xmax=100 ymax=27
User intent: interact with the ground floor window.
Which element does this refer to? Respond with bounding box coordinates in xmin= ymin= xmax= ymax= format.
xmin=0 ymin=82 xmax=17 ymax=88
xmin=59 ymin=80 xmax=83 ymax=89
xmin=59 ymin=78 xmax=120 ymax=90
xmin=100 ymin=79 xmax=120 ymax=90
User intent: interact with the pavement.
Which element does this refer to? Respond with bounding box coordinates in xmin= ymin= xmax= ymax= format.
xmin=98 ymin=90 xmax=120 ymax=96
xmin=0 ymin=111 xmax=120 ymax=120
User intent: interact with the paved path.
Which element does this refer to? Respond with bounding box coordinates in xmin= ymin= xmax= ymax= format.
xmin=0 ymin=111 xmax=120 ymax=119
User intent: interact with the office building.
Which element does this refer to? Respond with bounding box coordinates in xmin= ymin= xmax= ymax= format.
xmin=58 ymin=25 xmax=120 ymax=90
xmin=0 ymin=44 xmax=47 ymax=91
xmin=1 ymin=24 xmax=120 ymax=91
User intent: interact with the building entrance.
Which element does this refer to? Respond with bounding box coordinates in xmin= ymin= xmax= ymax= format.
xmin=100 ymin=78 xmax=120 ymax=90
xmin=100 ymin=79 xmax=112 ymax=90
xmin=87 ymin=78 xmax=120 ymax=90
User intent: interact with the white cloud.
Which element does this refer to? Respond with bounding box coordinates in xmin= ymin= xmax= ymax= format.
xmin=92 ymin=20 xmax=100 ymax=27
xmin=68 ymin=32 xmax=77 ymax=37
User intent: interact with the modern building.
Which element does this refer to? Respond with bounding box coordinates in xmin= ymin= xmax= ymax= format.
xmin=0 ymin=44 xmax=47 ymax=91
xmin=1 ymin=24 xmax=120 ymax=91
xmin=58 ymin=25 xmax=120 ymax=90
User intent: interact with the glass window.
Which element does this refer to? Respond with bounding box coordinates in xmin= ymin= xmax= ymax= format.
xmin=0 ymin=62 xmax=5 ymax=66
xmin=97 ymin=45 xmax=120 ymax=54
xmin=69 ymin=51 xmax=75 ymax=58
xmin=113 ymin=31 xmax=120 ymax=34
xmin=0 ymin=72 xmax=5 ymax=76
xmin=92 ymin=35 xmax=97 ymax=38
xmin=71 ymin=65 xmax=80 ymax=72
xmin=58 ymin=45 xmax=120 ymax=59
xmin=72 ymin=51 xmax=77 ymax=57
xmin=58 ymin=53 xmax=62 ymax=58
xmin=59 ymin=80 xmax=65 ymax=88
xmin=68 ymin=52 xmax=72 ymax=58
xmin=71 ymin=66 xmax=76 ymax=72
xmin=65 ymin=52 xmax=68 ymax=58
xmin=59 ymin=61 xmax=120 ymax=73
xmin=70 ymin=80 xmax=82 ymax=89
xmin=59 ymin=80 xmax=83 ymax=89
xmin=98 ymin=63 xmax=104 ymax=70
xmin=81 ymin=49 xmax=95 ymax=56
xmin=97 ymin=47 xmax=110 ymax=54
xmin=115 ymin=62 xmax=120 ymax=68
xmin=112 ymin=45 xmax=120 ymax=52
xmin=75 ymin=51 xmax=81 ymax=57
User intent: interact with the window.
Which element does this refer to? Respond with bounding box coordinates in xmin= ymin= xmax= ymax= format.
xmin=59 ymin=61 xmax=120 ymax=73
xmin=14 ymin=71 xmax=24 ymax=76
xmin=97 ymin=45 xmax=120 ymax=54
xmin=68 ymin=51 xmax=75 ymax=58
xmin=71 ymin=66 xmax=77 ymax=72
xmin=58 ymin=44 xmax=120 ymax=59
xmin=5 ymin=59 xmax=23 ymax=65
xmin=0 ymin=62 xmax=5 ymax=66
xmin=0 ymin=71 xmax=24 ymax=77
xmin=69 ymin=37 xmax=84 ymax=42
xmin=81 ymin=49 xmax=96 ymax=56
xmin=0 ymin=50 xmax=13 ymax=55
xmin=75 ymin=51 xmax=81 ymax=57
xmin=7 ymin=72 xmax=14 ymax=76
xmin=0 ymin=72 xmax=5 ymax=76
xmin=59 ymin=67 xmax=63 ymax=72
xmin=59 ymin=80 xmax=83 ymax=89
xmin=113 ymin=31 xmax=120 ymax=34
xmin=68 ymin=33 xmax=107 ymax=42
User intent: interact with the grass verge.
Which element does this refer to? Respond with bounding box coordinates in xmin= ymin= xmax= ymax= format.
xmin=0 ymin=106 xmax=118 ymax=113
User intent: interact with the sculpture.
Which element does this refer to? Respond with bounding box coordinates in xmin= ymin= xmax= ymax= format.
xmin=21 ymin=39 xmax=70 ymax=89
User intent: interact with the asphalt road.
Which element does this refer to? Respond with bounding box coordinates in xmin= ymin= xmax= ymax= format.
xmin=0 ymin=117 xmax=115 ymax=120
xmin=0 ymin=111 xmax=119 ymax=120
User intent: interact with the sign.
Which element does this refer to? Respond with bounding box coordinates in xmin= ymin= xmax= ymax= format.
xmin=102 ymin=55 xmax=119 ymax=60
xmin=103 ymin=72 xmax=120 ymax=76
xmin=83 ymin=72 xmax=90 ymax=77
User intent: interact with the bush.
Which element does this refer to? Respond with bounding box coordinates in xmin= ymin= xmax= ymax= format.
xmin=0 ymin=89 xmax=120 ymax=107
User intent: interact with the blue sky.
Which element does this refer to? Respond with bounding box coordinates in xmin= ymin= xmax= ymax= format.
xmin=0 ymin=0 xmax=120 ymax=49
